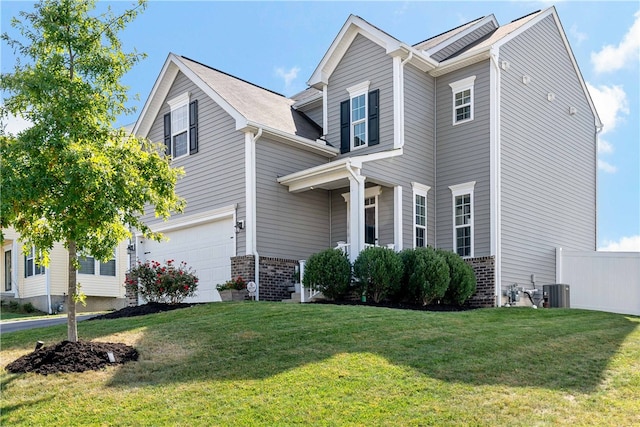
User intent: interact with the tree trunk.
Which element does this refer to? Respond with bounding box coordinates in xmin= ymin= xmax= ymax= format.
xmin=67 ymin=239 xmax=78 ymax=342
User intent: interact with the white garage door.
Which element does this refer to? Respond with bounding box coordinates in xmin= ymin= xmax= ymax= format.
xmin=139 ymin=218 xmax=235 ymax=303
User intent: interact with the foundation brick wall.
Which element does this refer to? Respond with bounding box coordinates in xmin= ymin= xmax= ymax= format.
xmin=465 ymin=255 xmax=496 ymax=308
xmin=258 ymin=257 xmax=298 ymax=301
xmin=231 ymin=255 xmax=298 ymax=301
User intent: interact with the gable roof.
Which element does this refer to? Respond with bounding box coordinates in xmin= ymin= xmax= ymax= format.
xmin=308 ymin=14 xmax=438 ymax=88
xmin=133 ymin=54 xmax=335 ymax=156
xmin=413 ymin=17 xmax=485 ymax=51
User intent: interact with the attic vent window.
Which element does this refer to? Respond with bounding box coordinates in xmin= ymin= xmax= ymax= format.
xmin=449 ymin=76 xmax=476 ymax=125
xmin=164 ymin=92 xmax=199 ymax=158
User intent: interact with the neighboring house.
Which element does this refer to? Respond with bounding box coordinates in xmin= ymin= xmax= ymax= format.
xmin=1 ymin=227 xmax=129 ymax=313
xmin=131 ymin=6 xmax=601 ymax=306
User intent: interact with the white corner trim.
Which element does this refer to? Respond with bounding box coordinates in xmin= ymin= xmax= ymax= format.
xmin=347 ymin=80 xmax=370 ymax=96
xmin=449 ymin=75 xmax=476 ymax=93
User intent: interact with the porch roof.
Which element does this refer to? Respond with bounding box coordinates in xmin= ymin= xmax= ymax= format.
xmin=277 ymin=148 xmax=403 ymax=193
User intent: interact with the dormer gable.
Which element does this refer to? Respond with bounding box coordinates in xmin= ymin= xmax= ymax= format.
xmin=307 ymin=15 xmax=436 ymax=89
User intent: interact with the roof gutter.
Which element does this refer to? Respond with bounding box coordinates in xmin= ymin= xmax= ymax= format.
xmin=430 ymin=50 xmax=491 ymax=77
xmin=239 ymin=121 xmax=339 ymax=157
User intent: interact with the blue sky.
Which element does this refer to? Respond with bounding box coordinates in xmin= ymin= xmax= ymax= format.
xmin=2 ymin=1 xmax=639 ymax=251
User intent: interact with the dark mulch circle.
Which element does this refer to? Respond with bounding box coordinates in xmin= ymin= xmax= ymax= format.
xmin=89 ymin=301 xmax=195 ymax=320
xmin=5 ymin=340 xmax=139 ymax=375
xmin=7 ymin=303 xmax=194 ymax=375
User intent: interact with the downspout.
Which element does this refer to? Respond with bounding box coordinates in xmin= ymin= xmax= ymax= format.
xmin=594 ymin=124 xmax=603 ymax=250
xmin=490 ymin=49 xmax=502 ymax=307
xmin=251 ymin=128 xmax=262 ymax=300
xmin=433 ymin=76 xmax=437 ymax=248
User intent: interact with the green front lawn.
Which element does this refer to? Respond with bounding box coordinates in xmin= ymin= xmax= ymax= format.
xmin=1 ymin=303 xmax=639 ymax=426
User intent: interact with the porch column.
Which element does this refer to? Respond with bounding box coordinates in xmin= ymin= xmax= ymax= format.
xmin=394 ymin=185 xmax=403 ymax=251
xmin=348 ymin=173 xmax=365 ymax=263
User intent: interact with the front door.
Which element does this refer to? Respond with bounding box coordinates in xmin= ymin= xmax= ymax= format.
xmin=364 ymin=196 xmax=377 ymax=245
xmin=4 ymin=249 xmax=12 ymax=292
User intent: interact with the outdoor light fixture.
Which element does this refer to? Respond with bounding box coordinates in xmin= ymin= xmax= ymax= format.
xmin=235 ymin=220 xmax=245 ymax=232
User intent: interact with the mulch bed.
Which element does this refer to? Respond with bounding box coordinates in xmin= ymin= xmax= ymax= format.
xmin=88 ymin=301 xmax=196 ymax=320
xmin=312 ymin=299 xmax=475 ymax=312
xmin=5 ymin=340 xmax=139 ymax=375
xmin=6 ymin=302 xmax=194 ymax=375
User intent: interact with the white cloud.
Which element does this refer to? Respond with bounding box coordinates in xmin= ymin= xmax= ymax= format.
xmin=275 ymin=66 xmax=301 ymax=90
xmin=599 ymin=235 xmax=640 ymax=252
xmin=598 ymin=138 xmax=614 ymax=154
xmin=569 ymin=23 xmax=587 ymax=46
xmin=0 ymin=111 xmax=32 ymax=135
xmin=586 ymin=82 xmax=629 ymax=135
xmin=591 ymin=10 xmax=640 ymax=73
xmin=598 ymin=159 xmax=617 ymax=174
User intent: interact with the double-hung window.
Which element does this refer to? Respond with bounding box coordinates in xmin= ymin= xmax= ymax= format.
xmin=24 ymin=246 xmax=44 ymax=278
xmin=164 ymin=92 xmax=199 ymax=158
xmin=412 ymin=183 xmax=431 ymax=248
xmin=340 ymin=81 xmax=379 ymax=153
xmin=449 ymin=181 xmax=475 ymax=258
xmin=449 ymin=76 xmax=476 ymax=125
xmin=78 ymin=251 xmax=116 ymax=277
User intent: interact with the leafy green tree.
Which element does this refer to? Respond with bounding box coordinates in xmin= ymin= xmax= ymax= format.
xmin=0 ymin=0 xmax=185 ymax=341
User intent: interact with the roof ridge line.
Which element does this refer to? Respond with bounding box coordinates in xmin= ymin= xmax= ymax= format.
xmin=179 ymin=55 xmax=288 ymax=99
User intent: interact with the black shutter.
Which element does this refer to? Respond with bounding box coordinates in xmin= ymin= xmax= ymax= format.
xmin=24 ymin=255 xmax=27 ymax=278
xmin=340 ymin=99 xmax=350 ymax=154
xmin=368 ymin=89 xmax=379 ymax=146
xmin=163 ymin=113 xmax=172 ymax=155
xmin=189 ymin=100 xmax=198 ymax=154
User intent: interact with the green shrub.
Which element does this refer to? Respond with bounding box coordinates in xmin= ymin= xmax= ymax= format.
xmin=353 ymin=246 xmax=403 ymax=303
xmin=22 ymin=302 xmax=37 ymax=313
xmin=125 ymin=259 xmax=199 ymax=304
xmin=302 ymin=248 xmax=351 ymax=300
xmin=399 ymin=247 xmax=449 ymax=305
xmin=438 ymin=249 xmax=477 ymax=305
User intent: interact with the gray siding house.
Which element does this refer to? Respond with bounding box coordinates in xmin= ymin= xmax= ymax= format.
xmin=131 ymin=6 xmax=600 ymax=306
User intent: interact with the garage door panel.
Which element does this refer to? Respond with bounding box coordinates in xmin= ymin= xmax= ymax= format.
xmin=139 ymin=218 xmax=235 ymax=303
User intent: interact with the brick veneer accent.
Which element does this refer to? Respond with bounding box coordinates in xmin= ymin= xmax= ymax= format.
xmin=231 ymin=255 xmax=298 ymax=301
xmin=465 ymin=255 xmax=496 ymax=308
xmin=125 ymin=252 xmax=138 ymax=307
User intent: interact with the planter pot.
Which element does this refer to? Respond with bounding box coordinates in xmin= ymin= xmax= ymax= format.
xmin=219 ymin=289 xmax=248 ymax=301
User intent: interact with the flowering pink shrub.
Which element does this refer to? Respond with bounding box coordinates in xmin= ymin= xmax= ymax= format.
xmin=125 ymin=260 xmax=199 ymax=304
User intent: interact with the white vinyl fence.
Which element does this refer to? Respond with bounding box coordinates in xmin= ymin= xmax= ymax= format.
xmin=556 ymin=248 xmax=640 ymax=316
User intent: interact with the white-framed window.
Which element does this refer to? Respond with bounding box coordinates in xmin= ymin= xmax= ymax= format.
xmin=449 ymin=76 xmax=476 ymax=125
xmin=167 ymin=92 xmax=190 ymax=158
xmin=342 ymin=186 xmax=382 ymax=247
xmin=24 ymin=246 xmax=44 ymax=278
xmin=164 ymin=92 xmax=199 ymax=158
xmin=347 ymin=81 xmax=370 ymax=150
xmin=449 ymin=181 xmax=475 ymax=258
xmin=412 ymin=182 xmax=431 ymax=248
xmin=78 ymin=251 xmax=116 ymax=277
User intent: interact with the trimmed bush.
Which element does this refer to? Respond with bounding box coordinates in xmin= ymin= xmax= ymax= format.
xmin=399 ymin=247 xmax=449 ymax=305
xmin=302 ymin=248 xmax=351 ymax=300
xmin=438 ymin=249 xmax=477 ymax=305
xmin=125 ymin=259 xmax=199 ymax=304
xmin=353 ymin=246 xmax=403 ymax=303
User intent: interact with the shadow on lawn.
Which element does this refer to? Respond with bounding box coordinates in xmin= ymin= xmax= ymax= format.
xmin=105 ymin=303 xmax=638 ymax=393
